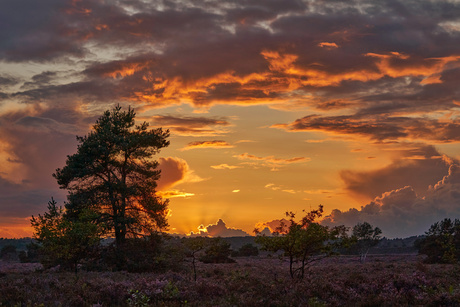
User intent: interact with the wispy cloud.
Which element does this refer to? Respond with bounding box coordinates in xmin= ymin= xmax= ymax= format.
xmin=157 ymin=190 xmax=195 ymax=199
xmin=151 ymin=115 xmax=231 ymax=136
xmin=265 ymin=183 xmax=298 ymax=194
xmin=235 ymin=153 xmax=309 ymax=170
xmin=318 ymin=42 xmax=338 ymax=49
xmin=181 ymin=140 xmax=234 ymax=151
xmin=211 ymin=164 xmax=242 ymax=170
xmin=274 ymin=115 xmax=460 ymax=143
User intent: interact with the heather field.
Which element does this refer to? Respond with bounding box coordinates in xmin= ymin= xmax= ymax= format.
xmin=1 ymin=254 xmax=460 ymax=306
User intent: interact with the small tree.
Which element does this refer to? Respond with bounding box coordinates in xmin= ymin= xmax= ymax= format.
xmin=30 ymin=198 xmax=103 ymax=272
xmin=351 ymin=222 xmax=382 ymax=263
xmin=22 ymin=242 xmax=40 ymax=263
xmin=199 ymin=237 xmax=235 ymax=264
xmin=416 ymin=218 xmax=460 ymax=264
xmin=255 ymin=205 xmax=347 ymax=279
xmin=183 ymin=237 xmax=208 ymax=281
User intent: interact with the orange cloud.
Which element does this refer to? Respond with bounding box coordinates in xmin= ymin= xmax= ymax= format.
xmin=261 ymin=50 xmax=298 ymax=72
xmin=157 ymin=157 xmax=203 ymax=190
xmin=366 ymin=52 xmax=460 ymax=81
xmin=235 ymin=153 xmax=309 ymax=171
xmin=95 ymin=24 xmax=109 ymax=31
xmin=211 ymin=164 xmax=241 ymax=170
xmin=275 ymin=115 xmax=460 ymax=143
xmin=157 ymin=190 xmax=195 ymax=199
xmin=65 ymin=0 xmax=92 ymax=15
xmin=318 ymin=42 xmax=339 ymax=48
xmin=151 ymin=115 xmax=231 ymax=136
xmin=303 ymin=189 xmax=334 ymax=194
xmin=261 ymin=50 xmax=382 ymax=87
xmin=265 ymin=183 xmax=298 ymax=194
xmin=106 ymin=63 xmax=151 ymax=79
xmin=181 ymin=140 xmax=234 ymax=151
xmin=340 ymin=146 xmax=451 ymax=200
xmin=190 ymin=219 xmax=250 ymax=237
xmin=236 ymin=153 xmax=308 ymax=164
xmin=255 ymin=218 xmax=290 ymax=234
xmin=103 ymin=48 xmax=460 ymax=109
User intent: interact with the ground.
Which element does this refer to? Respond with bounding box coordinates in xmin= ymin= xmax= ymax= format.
xmin=1 ymin=254 xmax=459 ymax=306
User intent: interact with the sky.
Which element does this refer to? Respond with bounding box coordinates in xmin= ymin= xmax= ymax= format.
xmin=1 ymin=0 xmax=460 ymax=239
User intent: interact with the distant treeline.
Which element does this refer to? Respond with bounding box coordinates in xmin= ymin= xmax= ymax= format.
xmin=0 ymin=235 xmax=424 ymax=260
xmin=352 ymin=236 xmax=423 ymax=255
xmin=0 ymin=238 xmax=33 ymax=252
xmin=220 ymin=235 xmax=424 ymax=255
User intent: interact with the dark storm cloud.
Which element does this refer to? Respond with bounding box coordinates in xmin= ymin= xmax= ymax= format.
xmin=0 ymin=75 xmax=19 ymax=88
xmin=1 ymin=0 xmax=459 ymax=159
xmin=3 ymin=0 xmax=459 ymax=111
xmin=0 ymin=112 xmax=77 ymax=223
xmin=13 ymin=80 xmax=121 ymax=105
xmin=0 ymin=176 xmax=64 ymax=220
xmin=0 ymin=0 xmax=88 ymax=61
xmin=20 ymin=71 xmax=58 ymax=90
xmin=2 ymin=118 xmax=80 ymax=187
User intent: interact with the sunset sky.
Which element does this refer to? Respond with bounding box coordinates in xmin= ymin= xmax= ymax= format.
xmin=1 ymin=0 xmax=460 ymax=239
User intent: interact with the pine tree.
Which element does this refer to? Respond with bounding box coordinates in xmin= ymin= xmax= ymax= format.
xmin=53 ymin=105 xmax=170 ymax=248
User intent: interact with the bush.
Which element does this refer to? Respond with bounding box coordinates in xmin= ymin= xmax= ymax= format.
xmin=416 ymin=218 xmax=460 ymax=264
xmin=84 ymin=234 xmax=186 ymax=273
xmin=231 ymin=244 xmax=259 ymax=257
xmin=0 ymin=245 xmax=18 ymax=261
xmin=199 ymin=238 xmax=235 ymax=264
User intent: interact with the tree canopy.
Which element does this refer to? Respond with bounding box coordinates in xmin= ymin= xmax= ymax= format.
xmin=351 ymin=222 xmax=382 ymax=263
xmin=255 ymin=205 xmax=348 ymax=279
xmin=30 ymin=198 xmax=103 ymax=271
xmin=417 ymin=218 xmax=460 ymax=264
xmin=53 ymin=105 xmax=170 ymax=246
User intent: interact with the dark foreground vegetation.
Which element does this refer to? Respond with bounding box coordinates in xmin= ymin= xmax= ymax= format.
xmin=2 ymin=254 xmax=460 ymax=306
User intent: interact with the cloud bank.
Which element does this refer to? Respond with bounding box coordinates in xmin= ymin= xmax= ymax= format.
xmin=323 ymin=163 xmax=460 ymax=238
xmin=190 ymin=219 xmax=250 ymax=237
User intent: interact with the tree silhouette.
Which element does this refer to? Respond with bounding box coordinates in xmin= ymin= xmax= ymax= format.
xmin=31 ymin=198 xmax=103 ymax=272
xmin=53 ymin=105 xmax=170 ymax=252
xmin=351 ymin=222 xmax=382 ymax=263
xmin=182 ymin=237 xmax=208 ymax=281
xmin=256 ymin=205 xmax=348 ymax=279
xmin=417 ymin=218 xmax=460 ymax=264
